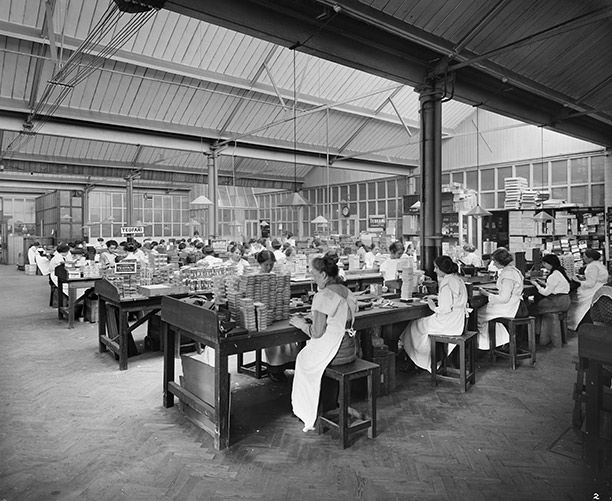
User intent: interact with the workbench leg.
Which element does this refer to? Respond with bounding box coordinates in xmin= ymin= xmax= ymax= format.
xmin=119 ymin=309 xmax=129 ymax=371
xmin=215 ymin=348 xmax=230 ymax=450
xmin=57 ymin=281 xmax=63 ymax=319
xmin=585 ymin=360 xmax=603 ymax=469
xmin=68 ymin=287 xmax=76 ymax=328
xmin=98 ymin=299 xmax=107 ymax=353
xmin=163 ymin=322 xmax=175 ymax=408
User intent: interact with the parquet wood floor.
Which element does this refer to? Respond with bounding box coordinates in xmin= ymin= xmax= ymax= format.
xmin=0 ymin=266 xmax=609 ymax=500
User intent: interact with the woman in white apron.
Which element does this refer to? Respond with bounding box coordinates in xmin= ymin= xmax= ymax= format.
xmin=567 ymin=249 xmax=609 ymax=330
xmin=399 ymin=255 xmax=468 ymax=371
xmin=290 ymin=255 xmax=358 ymax=432
xmin=476 ymin=247 xmax=524 ymax=350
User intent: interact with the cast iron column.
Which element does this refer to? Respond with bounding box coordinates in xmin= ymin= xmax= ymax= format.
xmin=207 ymin=151 xmax=218 ymax=238
xmin=418 ymin=80 xmax=443 ymax=277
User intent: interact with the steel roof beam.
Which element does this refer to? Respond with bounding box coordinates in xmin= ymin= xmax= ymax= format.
xmin=164 ymin=0 xmax=612 ymax=147
xmin=0 ymin=20 xmax=413 ymax=129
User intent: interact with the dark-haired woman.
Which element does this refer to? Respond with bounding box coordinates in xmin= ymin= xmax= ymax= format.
xmin=476 ymin=247 xmax=524 ymax=350
xmin=379 ymin=241 xmax=405 ymax=283
xmin=529 ymin=254 xmax=571 ymax=345
xmin=399 ymin=255 xmax=468 ymax=371
xmin=290 ymin=255 xmax=358 ymax=431
xmin=257 ymin=250 xmax=300 ymax=382
xmin=568 ymin=249 xmax=609 ymax=330
xmin=228 ymin=243 xmax=249 ymax=275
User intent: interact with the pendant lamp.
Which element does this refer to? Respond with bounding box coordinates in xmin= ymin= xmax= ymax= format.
xmin=532 ymin=211 xmax=554 ymax=222
xmin=278 ymin=50 xmax=311 ymax=208
xmin=466 ymin=107 xmax=492 ymax=218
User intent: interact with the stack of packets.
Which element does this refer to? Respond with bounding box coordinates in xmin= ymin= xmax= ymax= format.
xmin=238 ymin=297 xmax=257 ymax=331
xmin=227 ymin=273 xmax=292 ymax=330
xmin=254 ymin=302 xmax=268 ymax=331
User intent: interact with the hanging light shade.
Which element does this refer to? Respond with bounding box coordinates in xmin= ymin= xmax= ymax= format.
xmin=278 ymin=191 xmax=311 ymax=207
xmin=532 ymin=211 xmax=554 ymax=222
xmin=311 ymin=215 xmax=328 ymax=224
xmin=61 ymin=213 xmax=73 ymax=220
xmin=465 ymin=204 xmax=492 ymax=218
xmin=190 ymin=195 xmax=213 ymax=205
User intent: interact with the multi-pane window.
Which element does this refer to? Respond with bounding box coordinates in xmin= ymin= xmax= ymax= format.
xmin=446 ymin=153 xmax=605 ymax=209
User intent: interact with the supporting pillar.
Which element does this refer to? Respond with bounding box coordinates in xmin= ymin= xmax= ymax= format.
xmin=126 ymin=176 xmax=134 ymax=226
xmin=207 ymin=152 xmax=218 ymax=238
xmin=418 ymin=80 xmax=444 ymax=277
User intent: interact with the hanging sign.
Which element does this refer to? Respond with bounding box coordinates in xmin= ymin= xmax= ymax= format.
xmin=211 ymin=239 xmax=228 ymax=254
xmin=114 ymin=261 xmax=137 ymax=274
xmin=120 ymin=226 xmax=144 ymax=235
xmin=368 ymin=215 xmax=386 ymax=230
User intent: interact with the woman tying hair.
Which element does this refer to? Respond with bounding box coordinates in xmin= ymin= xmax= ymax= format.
xmin=290 ymin=255 xmax=358 ymax=432
xmin=529 ymin=254 xmax=571 ymax=346
xmin=399 ymin=256 xmax=468 ymax=371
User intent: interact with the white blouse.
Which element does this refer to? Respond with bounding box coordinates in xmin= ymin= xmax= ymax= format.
xmin=536 ymin=269 xmax=570 ymax=296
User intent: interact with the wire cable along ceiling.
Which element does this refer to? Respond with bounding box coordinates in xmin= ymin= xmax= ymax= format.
xmin=5 ymin=0 xmax=160 ymax=155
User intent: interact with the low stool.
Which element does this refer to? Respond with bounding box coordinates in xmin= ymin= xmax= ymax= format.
xmin=429 ymin=330 xmax=477 ymax=392
xmin=237 ymin=350 xmax=269 ymax=379
xmin=317 ymin=358 xmax=379 ymax=448
xmin=489 ymin=316 xmax=536 ymax=370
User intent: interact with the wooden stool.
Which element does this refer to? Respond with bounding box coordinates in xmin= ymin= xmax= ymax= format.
xmin=237 ymin=350 xmax=269 ymax=379
xmin=317 ymin=358 xmax=379 ymax=448
xmin=547 ymin=311 xmax=568 ymax=345
xmin=429 ymin=330 xmax=477 ymax=392
xmin=489 ymin=316 xmax=536 ymax=370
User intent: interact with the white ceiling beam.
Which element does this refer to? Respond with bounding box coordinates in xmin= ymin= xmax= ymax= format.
xmin=0 ymin=20 xmax=419 ymax=129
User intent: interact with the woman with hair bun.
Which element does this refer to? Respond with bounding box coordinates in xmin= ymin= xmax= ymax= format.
xmin=568 ymin=249 xmax=609 ymax=330
xmin=476 ymin=247 xmax=524 ymax=350
xmin=399 ymin=255 xmax=468 ymax=372
xmin=290 ymin=254 xmax=358 ymax=431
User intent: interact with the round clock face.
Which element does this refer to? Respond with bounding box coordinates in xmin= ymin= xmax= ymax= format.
xmin=341 ymin=206 xmax=350 ymax=217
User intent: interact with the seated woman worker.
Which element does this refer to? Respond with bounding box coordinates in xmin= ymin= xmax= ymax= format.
xmin=290 ymin=255 xmax=358 ymax=432
xmin=399 ymin=255 xmax=468 ymax=372
xmin=528 ymin=254 xmax=571 ymax=346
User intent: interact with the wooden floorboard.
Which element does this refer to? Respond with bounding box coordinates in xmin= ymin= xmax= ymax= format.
xmin=0 ymin=265 xmax=610 ymax=501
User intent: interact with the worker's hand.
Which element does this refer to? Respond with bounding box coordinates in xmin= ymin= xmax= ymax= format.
xmin=289 ymin=315 xmax=311 ymax=336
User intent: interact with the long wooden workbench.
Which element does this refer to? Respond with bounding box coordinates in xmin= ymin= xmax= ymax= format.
xmin=160 ymin=297 xmax=431 ymax=450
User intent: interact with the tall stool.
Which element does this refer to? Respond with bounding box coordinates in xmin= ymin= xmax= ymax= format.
xmin=544 ymin=311 xmax=568 ymax=345
xmin=317 ymin=358 xmax=379 ymax=448
xmin=237 ymin=350 xmax=269 ymax=379
xmin=429 ymin=330 xmax=477 ymax=392
xmin=488 ymin=316 xmax=536 ymax=369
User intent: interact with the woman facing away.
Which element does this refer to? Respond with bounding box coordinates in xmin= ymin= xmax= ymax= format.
xmin=289 ymin=255 xmax=358 ymax=432
xmin=567 ymin=249 xmax=609 ymax=330
xmin=399 ymin=255 xmax=468 ymax=372
xmin=528 ymin=254 xmax=571 ymax=346
xmin=476 ymin=247 xmax=524 ymax=350
xmin=257 ymin=250 xmax=301 ymax=382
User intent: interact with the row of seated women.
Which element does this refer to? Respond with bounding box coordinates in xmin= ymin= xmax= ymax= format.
xmin=400 ymin=247 xmax=609 ymax=371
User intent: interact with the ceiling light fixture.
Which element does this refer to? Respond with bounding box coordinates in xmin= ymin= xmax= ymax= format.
xmin=465 ymin=107 xmax=492 ymax=218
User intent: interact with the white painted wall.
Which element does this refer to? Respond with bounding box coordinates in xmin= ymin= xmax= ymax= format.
xmin=441 ymin=109 xmax=603 ymax=171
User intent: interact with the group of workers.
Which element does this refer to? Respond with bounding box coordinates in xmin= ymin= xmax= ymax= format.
xmin=28 ymin=232 xmax=610 ymax=434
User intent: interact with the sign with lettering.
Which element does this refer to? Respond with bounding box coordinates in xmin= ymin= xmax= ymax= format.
xmin=211 ymin=239 xmax=228 ymax=254
xmin=114 ymin=261 xmax=137 ymax=274
xmin=120 ymin=226 xmax=144 ymax=235
xmin=368 ymin=215 xmax=386 ymax=230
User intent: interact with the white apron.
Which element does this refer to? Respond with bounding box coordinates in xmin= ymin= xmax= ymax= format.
xmin=477 ymin=266 xmax=523 ymax=350
xmin=567 ymin=261 xmax=608 ymax=330
xmin=400 ymin=274 xmax=468 ymax=372
xmin=291 ymin=286 xmax=356 ymax=429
